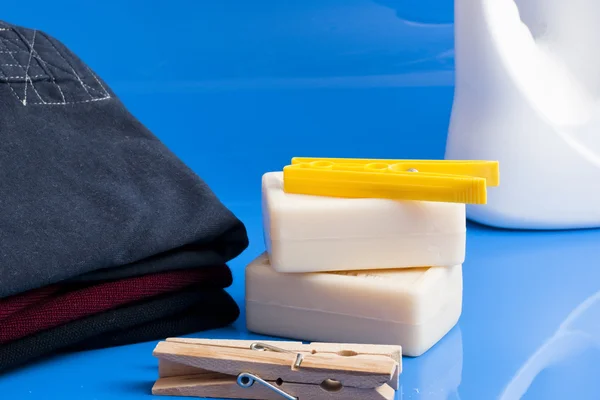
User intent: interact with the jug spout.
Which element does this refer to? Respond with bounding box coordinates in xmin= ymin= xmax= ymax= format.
xmin=446 ymin=0 xmax=600 ymax=229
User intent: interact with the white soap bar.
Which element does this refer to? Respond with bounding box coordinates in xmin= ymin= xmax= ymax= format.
xmin=262 ymin=172 xmax=466 ymax=273
xmin=245 ymin=252 xmax=463 ymax=357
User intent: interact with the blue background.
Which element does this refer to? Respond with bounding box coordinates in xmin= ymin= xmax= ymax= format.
xmin=2 ymin=1 xmax=600 ymax=399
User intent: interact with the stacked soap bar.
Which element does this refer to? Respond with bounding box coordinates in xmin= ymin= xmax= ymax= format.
xmin=246 ymin=171 xmax=466 ymax=357
xmin=262 ymin=171 xmax=466 ymax=272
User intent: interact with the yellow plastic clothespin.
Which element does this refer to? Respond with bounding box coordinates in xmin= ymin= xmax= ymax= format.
xmin=283 ymin=157 xmax=500 ymax=204
xmin=152 ymin=338 xmax=401 ymax=400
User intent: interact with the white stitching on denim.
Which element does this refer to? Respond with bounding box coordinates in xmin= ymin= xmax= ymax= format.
xmin=0 ymin=74 xmax=45 ymax=79
xmin=28 ymin=97 xmax=110 ymax=105
xmin=83 ymin=64 xmax=109 ymax=98
xmin=1 ymin=31 xmax=44 ymax=105
xmin=24 ymin=45 xmax=68 ymax=103
xmin=0 ymin=36 xmax=22 ymax=50
xmin=43 ymin=35 xmax=93 ymax=99
xmin=0 ymin=28 xmax=111 ymax=106
xmin=0 ymin=72 xmax=22 ymax=102
xmin=39 ymin=32 xmax=110 ymax=105
xmin=0 ymin=34 xmax=22 ymax=103
xmin=23 ymin=30 xmax=42 ymax=105
xmin=81 ymin=81 xmax=107 ymax=95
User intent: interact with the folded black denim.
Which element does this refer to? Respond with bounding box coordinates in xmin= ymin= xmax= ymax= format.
xmin=0 ymin=286 xmax=239 ymax=373
xmin=0 ymin=20 xmax=248 ymax=298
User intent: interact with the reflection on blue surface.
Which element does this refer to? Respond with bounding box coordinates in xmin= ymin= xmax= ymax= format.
xmin=401 ymin=326 xmax=463 ymax=399
xmin=461 ymin=225 xmax=600 ymax=400
xmin=501 ymin=290 xmax=600 ymax=400
xmin=376 ymin=0 xmax=454 ymax=24
xmin=1 ymin=1 xmax=599 ymax=399
xmin=522 ymin=345 xmax=600 ymax=400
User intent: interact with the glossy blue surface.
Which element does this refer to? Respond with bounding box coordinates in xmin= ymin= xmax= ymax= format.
xmin=1 ymin=1 xmax=599 ymax=399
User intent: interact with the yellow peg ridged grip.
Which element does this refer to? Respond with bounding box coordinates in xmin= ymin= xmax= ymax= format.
xmin=283 ymin=158 xmax=500 ymax=204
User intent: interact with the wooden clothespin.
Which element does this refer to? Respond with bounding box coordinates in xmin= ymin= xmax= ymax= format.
xmin=283 ymin=157 xmax=500 ymax=204
xmin=152 ymin=338 xmax=402 ymax=400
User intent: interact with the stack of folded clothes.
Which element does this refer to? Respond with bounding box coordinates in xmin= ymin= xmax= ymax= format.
xmin=0 ymin=21 xmax=248 ymax=372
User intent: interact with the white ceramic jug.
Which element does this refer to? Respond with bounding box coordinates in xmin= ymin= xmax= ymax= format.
xmin=446 ymin=0 xmax=600 ymax=229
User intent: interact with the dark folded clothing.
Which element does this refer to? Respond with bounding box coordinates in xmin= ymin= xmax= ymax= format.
xmin=0 ymin=20 xmax=249 ymax=299
xmin=0 ymin=286 xmax=239 ymax=373
xmin=66 ymin=300 xmax=236 ymax=352
xmin=0 ymin=266 xmax=231 ymax=344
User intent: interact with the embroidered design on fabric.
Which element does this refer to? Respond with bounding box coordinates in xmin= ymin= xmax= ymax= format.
xmin=0 ymin=26 xmax=111 ymax=106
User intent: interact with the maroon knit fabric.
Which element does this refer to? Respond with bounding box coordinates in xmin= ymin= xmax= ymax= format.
xmin=0 ymin=286 xmax=60 ymax=321
xmin=0 ymin=265 xmax=230 ymax=344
